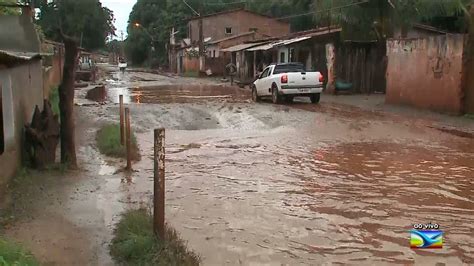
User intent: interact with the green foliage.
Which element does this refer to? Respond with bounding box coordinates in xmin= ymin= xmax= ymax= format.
xmin=36 ymin=0 xmax=116 ymax=50
xmin=0 ymin=238 xmax=39 ymax=266
xmin=110 ymin=209 xmax=200 ymax=266
xmin=313 ymin=0 xmax=471 ymax=40
xmin=0 ymin=0 xmax=19 ymax=15
xmin=49 ymin=87 xmax=60 ymax=116
xmin=96 ymin=124 xmax=140 ymax=160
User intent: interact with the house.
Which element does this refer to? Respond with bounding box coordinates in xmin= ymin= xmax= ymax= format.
xmin=221 ymin=27 xmax=342 ymax=82
xmin=173 ymin=8 xmax=290 ymax=75
xmin=187 ymin=8 xmax=290 ymax=45
xmin=206 ymin=31 xmax=269 ymax=59
xmin=0 ymin=10 xmax=44 ymax=187
xmin=221 ymin=26 xmax=387 ymax=94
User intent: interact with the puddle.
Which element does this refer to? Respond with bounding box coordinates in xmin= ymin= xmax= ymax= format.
xmin=106 ymin=85 xmax=251 ymax=104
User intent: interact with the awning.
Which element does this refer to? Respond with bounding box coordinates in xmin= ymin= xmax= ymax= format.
xmin=246 ymin=42 xmax=277 ymax=51
xmin=278 ymin=36 xmax=311 ymax=46
xmin=221 ymin=42 xmax=266 ymax=52
xmin=246 ymin=36 xmax=312 ymax=52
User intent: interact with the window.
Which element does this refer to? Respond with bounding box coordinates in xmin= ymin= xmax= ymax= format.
xmin=213 ymin=50 xmax=216 ymax=58
xmin=289 ymin=48 xmax=295 ymax=62
xmin=249 ymin=28 xmax=258 ymax=32
xmin=0 ymin=85 xmax=4 ymax=154
xmin=260 ymin=67 xmax=270 ymax=78
xmin=225 ymin=27 xmax=232 ymax=34
xmin=280 ymin=52 xmax=286 ymax=63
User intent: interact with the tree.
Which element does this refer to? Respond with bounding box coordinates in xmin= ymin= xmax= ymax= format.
xmin=58 ymin=35 xmax=78 ymax=168
xmin=37 ymin=0 xmax=116 ymax=50
xmin=312 ymin=0 xmax=471 ymax=40
xmin=126 ymin=0 xmax=169 ymax=65
xmin=0 ymin=0 xmax=20 ymax=15
xmin=35 ymin=0 xmax=116 ymax=168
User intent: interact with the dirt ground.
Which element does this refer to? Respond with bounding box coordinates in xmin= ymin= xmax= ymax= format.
xmin=3 ymin=64 xmax=474 ymax=265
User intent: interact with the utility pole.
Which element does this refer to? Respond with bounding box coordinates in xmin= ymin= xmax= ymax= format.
xmin=120 ymin=30 xmax=124 ymax=60
xmin=181 ymin=0 xmax=203 ymax=71
xmin=198 ymin=1 xmax=205 ymax=73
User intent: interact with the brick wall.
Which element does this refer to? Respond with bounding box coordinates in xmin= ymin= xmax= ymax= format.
xmin=189 ymin=10 xmax=289 ymax=43
xmin=386 ymin=35 xmax=465 ymax=114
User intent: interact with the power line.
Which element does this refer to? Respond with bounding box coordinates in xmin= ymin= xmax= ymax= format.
xmin=276 ymin=0 xmax=369 ymax=20
xmin=182 ymin=0 xmax=200 ymax=16
xmin=205 ymin=1 xmax=246 ymax=6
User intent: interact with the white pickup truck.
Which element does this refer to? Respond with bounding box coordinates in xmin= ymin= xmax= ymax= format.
xmin=252 ymin=63 xmax=324 ymax=104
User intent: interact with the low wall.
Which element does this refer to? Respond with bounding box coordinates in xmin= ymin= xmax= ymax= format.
xmin=183 ymin=57 xmax=199 ymax=73
xmin=386 ymin=35 xmax=465 ymax=114
xmin=463 ymin=7 xmax=474 ymax=114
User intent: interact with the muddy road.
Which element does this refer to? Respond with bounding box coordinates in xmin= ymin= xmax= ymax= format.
xmin=6 ymin=66 xmax=474 ymax=265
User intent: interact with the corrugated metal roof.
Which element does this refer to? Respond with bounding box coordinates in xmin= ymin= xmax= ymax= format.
xmin=221 ymin=42 xmax=266 ymax=52
xmin=246 ymin=27 xmax=341 ymax=51
xmin=246 ymin=36 xmax=311 ymax=51
xmin=246 ymin=42 xmax=277 ymax=51
xmin=278 ymin=36 xmax=311 ymax=46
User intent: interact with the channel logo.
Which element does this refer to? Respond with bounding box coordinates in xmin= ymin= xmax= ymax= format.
xmin=410 ymin=230 xmax=443 ymax=249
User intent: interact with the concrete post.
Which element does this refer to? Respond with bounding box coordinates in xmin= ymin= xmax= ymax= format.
xmin=154 ymin=128 xmax=165 ymax=239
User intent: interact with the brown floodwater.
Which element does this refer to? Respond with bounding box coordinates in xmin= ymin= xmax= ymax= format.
xmin=97 ymin=78 xmax=474 ymax=264
xmin=62 ymin=71 xmax=474 ymax=265
xmin=106 ymin=85 xmax=251 ymax=104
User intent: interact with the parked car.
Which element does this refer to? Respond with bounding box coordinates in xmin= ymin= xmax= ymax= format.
xmin=251 ymin=62 xmax=324 ymax=104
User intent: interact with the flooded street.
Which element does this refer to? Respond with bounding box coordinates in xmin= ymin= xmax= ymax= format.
xmin=6 ymin=66 xmax=474 ymax=265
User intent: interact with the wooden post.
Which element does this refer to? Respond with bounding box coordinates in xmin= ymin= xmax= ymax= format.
xmin=154 ymin=128 xmax=165 ymax=239
xmin=125 ymin=108 xmax=132 ymax=170
xmin=119 ymin=95 xmax=124 ymax=145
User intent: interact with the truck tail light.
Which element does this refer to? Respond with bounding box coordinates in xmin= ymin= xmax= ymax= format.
xmin=281 ymin=74 xmax=288 ymax=84
xmin=319 ymin=74 xmax=324 ymax=83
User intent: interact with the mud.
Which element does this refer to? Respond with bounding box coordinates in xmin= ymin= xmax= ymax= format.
xmin=4 ymin=65 xmax=474 ymax=265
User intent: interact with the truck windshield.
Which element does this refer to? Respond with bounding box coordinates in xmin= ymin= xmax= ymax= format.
xmin=273 ymin=63 xmax=306 ymax=74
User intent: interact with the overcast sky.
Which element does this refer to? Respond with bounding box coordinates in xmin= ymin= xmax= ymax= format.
xmin=101 ymin=0 xmax=137 ymax=39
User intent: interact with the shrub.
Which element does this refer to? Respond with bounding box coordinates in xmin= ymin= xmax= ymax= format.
xmin=0 ymin=238 xmax=39 ymax=266
xmin=49 ymin=86 xmax=60 ymax=116
xmin=96 ymin=124 xmax=140 ymax=160
xmin=110 ymin=209 xmax=200 ymax=266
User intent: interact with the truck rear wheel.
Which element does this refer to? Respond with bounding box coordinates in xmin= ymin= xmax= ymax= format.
xmin=272 ymin=86 xmax=282 ymax=104
xmin=310 ymin=93 xmax=321 ymax=104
